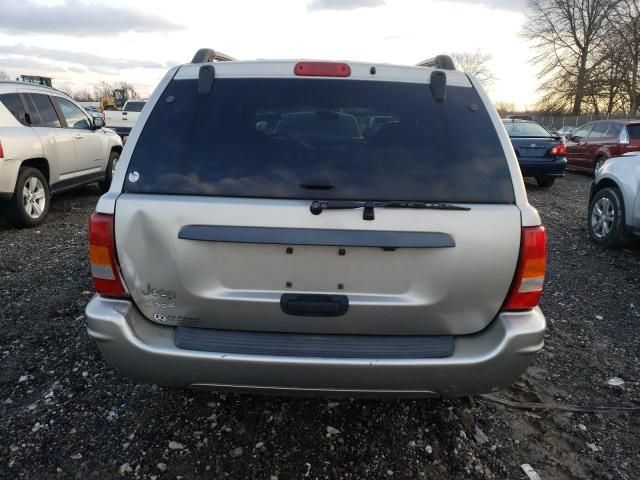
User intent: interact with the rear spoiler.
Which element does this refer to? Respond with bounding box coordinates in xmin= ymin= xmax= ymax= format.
xmin=416 ymin=55 xmax=456 ymax=71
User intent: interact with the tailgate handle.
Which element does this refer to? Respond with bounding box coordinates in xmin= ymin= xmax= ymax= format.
xmin=280 ymin=294 xmax=348 ymax=317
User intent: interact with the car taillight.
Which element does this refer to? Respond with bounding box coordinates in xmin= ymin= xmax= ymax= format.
xmin=294 ymin=61 xmax=351 ymax=77
xmin=549 ymin=144 xmax=567 ymax=156
xmin=503 ymin=226 xmax=546 ymax=311
xmin=0 ymin=140 xmax=4 ymax=159
xmin=89 ymin=212 xmax=129 ymax=298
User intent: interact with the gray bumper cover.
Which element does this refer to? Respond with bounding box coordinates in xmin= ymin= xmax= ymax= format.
xmin=86 ymin=296 xmax=545 ymax=397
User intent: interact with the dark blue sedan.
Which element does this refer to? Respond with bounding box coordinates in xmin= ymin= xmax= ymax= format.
xmin=503 ymin=119 xmax=567 ymax=188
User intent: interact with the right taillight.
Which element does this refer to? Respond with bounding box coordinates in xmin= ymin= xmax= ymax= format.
xmin=0 ymin=140 xmax=4 ymax=159
xmin=549 ymin=143 xmax=567 ymax=156
xmin=89 ymin=212 xmax=130 ymax=298
xmin=503 ymin=226 xmax=546 ymax=311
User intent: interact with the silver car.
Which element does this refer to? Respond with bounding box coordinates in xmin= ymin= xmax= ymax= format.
xmin=0 ymin=81 xmax=122 ymax=227
xmin=85 ymin=50 xmax=547 ymax=397
xmin=588 ymin=153 xmax=640 ymax=247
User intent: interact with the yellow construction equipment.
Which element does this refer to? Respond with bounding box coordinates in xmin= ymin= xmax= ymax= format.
xmin=100 ymin=88 xmax=134 ymax=111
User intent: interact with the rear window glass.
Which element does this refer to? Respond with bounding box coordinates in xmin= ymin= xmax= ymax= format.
xmin=0 ymin=93 xmax=28 ymax=125
xmin=126 ymin=78 xmax=514 ymax=203
xmin=627 ymin=124 xmax=640 ymax=139
xmin=503 ymin=121 xmax=550 ymax=137
xmin=29 ymin=94 xmax=62 ymax=128
xmin=124 ymin=101 xmax=145 ymax=112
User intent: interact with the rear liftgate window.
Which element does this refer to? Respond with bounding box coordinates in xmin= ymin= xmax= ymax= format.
xmin=125 ymin=78 xmax=514 ymax=203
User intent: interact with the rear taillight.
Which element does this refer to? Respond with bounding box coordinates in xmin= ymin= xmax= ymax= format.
xmin=294 ymin=61 xmax=351 ymax=77
xmin=0 ymin=140 xmax=4 ymax=159
xmin=503 ymin=226 xmax=546 ymax=311
xmin=89 ymin=212 xmax=129 ymax=298
xmin=549 ymin=144 xmax=567 ymax=156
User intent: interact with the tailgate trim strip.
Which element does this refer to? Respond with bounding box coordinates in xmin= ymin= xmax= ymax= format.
xmin=174 ymin=327 xmax=455 ymax=359
xmin=178 ymin=225 xmax=455 ymax=249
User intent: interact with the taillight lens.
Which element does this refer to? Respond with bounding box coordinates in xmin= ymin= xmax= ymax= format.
xmin=89 ymin=212 xmax=129 ymax=298
xmin=503 ymin=226 xmax=546 ymax=311
xmin=294 ymin=61 xmax=351 ymax=77
xmin=549 ymin=143 xmax=567 ymax=156
xmin=0 ymin=140 xmax=4 ymax=159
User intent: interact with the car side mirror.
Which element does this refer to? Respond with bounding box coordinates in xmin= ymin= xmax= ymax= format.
xmin=93 ymin=116 xmax=105 ymax=129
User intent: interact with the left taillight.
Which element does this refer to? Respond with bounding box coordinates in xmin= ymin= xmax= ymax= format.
xmin=549 ymin=143 xmax=567 ymax=156
xmin=89 ymin=212 xmax=130 ymax=298
xmin=502 ymin=226 xmax=546 ymax=311
xmin=0 ymin=139 xmax=4 ymax=159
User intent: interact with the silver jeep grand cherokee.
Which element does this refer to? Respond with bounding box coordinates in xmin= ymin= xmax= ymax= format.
xmin=85 ymin=49 xmax=547 ymax=397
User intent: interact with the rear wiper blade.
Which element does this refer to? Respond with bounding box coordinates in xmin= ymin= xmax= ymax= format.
xmin=310 ymin=200 xmax=470 ymax=221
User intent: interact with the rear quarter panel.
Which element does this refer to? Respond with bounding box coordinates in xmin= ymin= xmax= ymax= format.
xmin=596 ymin=156 xmax=640 ymax=227
xmin=0 ymin=115 xmax=44 ymax=194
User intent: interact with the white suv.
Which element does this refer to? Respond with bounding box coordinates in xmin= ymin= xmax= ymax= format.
xmin=85 ymin=50 xmax=547 ymax=397
xmin=0 ymin=82 xmax=122 ymax=227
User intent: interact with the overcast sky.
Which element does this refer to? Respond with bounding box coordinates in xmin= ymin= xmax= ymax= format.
xmin=0 ymin=0 xmax=537 ymax=108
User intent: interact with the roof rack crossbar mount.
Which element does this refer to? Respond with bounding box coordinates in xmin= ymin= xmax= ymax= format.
xmin=416 ymin=55 xmax=456 ymax=71
xmin=191 ymin=48 xmax=236 ymax=64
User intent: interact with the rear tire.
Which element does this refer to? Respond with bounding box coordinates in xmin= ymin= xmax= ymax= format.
xmin=588 ymin=187 xmax=630 ymax=248
xmin=3 ymin=167 xmax=51 ymax=228
xmin=99 ymin=150 xmax=120 ymax=193
xmin=535 ymin=176 xmax=555 ymax=188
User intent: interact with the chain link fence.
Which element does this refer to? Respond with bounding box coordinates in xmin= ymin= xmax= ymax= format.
xmin=515 ymin=113 xmax=640 ymax=131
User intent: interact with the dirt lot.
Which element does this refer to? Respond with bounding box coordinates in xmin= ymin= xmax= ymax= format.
xmin=1 ymin=173 xmax=639 ymax=480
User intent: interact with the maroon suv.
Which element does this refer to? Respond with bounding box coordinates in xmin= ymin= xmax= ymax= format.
xmin=566 ymin=120 xmax=640 ymax=174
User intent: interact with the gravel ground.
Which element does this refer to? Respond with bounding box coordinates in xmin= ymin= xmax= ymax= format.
xmin=1 ymin=173 xmax=639 ymax=480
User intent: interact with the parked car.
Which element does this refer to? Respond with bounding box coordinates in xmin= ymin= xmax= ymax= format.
xmin=85 ymin=49 xmax=547 ymax=397
xmin=502 ymin=119 xmax=567 ymax=188
xmin=566 ymin=120 xmax=640 ymax=174
xmin=0 ymin=81 xmax=122 ymax=227
xmin=588 ymin=153 xmax=640 ymax=247
xmin=555 ymin=126 xmax=576 ymax=139
xmin=103 ymin=100 xmax=146 ymax=139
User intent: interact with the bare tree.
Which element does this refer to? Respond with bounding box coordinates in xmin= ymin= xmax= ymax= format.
xmin=0 ymin=70 xmax=10 ymax=81
xmin=93 ymin=81 xmax=114 ymax=101
xmin=450 ymin=51 xmax=497 ymax=87
xmin=494 ymin=100 xmax=517 ymax=117
xmin=93 ymin=81 xmax=138 ymax=100
xmin=610 ymin=0 xmax=640 ymax=115
xmin=524 ymin=0 xmax=620 ymax=114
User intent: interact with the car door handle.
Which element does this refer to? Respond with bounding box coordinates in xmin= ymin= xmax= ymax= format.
xmin=74 ymin=133 xmax=84 ymax=139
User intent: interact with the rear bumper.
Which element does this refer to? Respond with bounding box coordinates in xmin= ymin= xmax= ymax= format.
xmin=519 ymin=157 xmax=567 ymax=177
xmin=86 ymin=296 xmax=546 ymax=397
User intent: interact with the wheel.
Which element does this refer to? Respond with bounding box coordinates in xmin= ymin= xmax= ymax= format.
xmin=3 ymin=167 xmax=51 ymax=228
xmin=594 ymin=156 xmax=607 ymax=175
xmin=535 ymin=176 xmax=555 ymax=188
xmin=588 ymin=187 xmax=630 ymax=248
xmin=99 ymin=150 xmax=120 ymax=193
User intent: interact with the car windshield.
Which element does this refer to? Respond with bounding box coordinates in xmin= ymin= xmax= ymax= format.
xmin=125 ymin=78 xmax=515 ymax=204
xmin=503 ymin=121 xmax=550 ymax=137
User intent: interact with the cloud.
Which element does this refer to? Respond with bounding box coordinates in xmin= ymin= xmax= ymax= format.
xmin=0 ymin=44 xmax=167 ymax=71
xmin=0 ymin=57 xmax=67 ymax=73
xmin=308 ymin=0 xmax=385 ymax=12
xmin=0 ymin=0 xmax=182 ymax=37
xmin=443 ymin=0 xmax=526 ymax=11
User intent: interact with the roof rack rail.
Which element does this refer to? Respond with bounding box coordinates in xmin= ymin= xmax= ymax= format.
xmin=191 ymin=48 xmax=236 ymax=64
xmin=416 ymin=55 xmax=456 ymax=71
